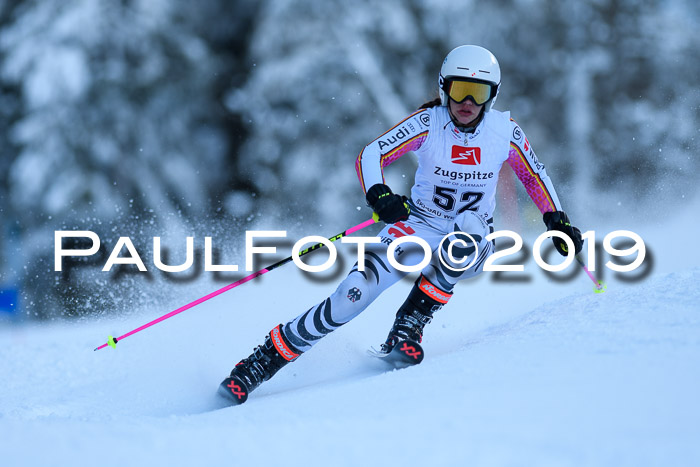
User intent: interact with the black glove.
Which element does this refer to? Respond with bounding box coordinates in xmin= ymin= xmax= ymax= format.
xmin=366 ymin=183 xmax=410 ymax=224
xmin=543 ymin=211 xmax=583 ymax=256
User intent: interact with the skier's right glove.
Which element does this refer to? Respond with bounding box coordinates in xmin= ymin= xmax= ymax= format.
xmin=366 ymin=183 xmax=410 ymax=224
xmin=543 ymin=210 xmax=583 ymax=256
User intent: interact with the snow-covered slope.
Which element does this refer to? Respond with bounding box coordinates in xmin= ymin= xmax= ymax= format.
xmin=1 ymin=260 xmax=699 ymax=466
xmin=3 ymin=195 xmax=700 ymax=467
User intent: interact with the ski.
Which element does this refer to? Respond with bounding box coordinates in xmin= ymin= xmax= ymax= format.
xmin=217 ymin=340 xmax=424 ymax=406
xmin=217 ymin=376 xmax=250 ymax=405
xmin=368 ymin=339 xmax=424 ymax=368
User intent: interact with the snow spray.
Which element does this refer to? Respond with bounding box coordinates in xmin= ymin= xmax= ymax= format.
xmin=94 ymin=215 xmax=379 ymax=351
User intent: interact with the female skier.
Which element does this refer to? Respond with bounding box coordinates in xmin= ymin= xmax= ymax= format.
xmin=219 ymin=45 xmax=584 ymax=404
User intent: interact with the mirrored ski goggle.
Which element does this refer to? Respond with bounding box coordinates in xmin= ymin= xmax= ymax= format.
xmin=445 ymin=79 xmax=496 ymax=105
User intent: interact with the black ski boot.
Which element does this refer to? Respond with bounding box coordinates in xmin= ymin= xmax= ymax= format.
xmin=381 ymin=309 xmax=433 ymax=353
xmin=218 ymin=325 xmax=300 ymax=405
xmin=377 ymin=276 xmax=453 ymax=365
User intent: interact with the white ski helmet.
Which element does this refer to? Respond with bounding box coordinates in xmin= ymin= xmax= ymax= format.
xmin=439 ymin=45 xmax=501 ymax=111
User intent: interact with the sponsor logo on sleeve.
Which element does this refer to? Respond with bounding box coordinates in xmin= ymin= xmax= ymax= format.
xmin=513 ymin=126 xmax=523 ymax=141
xmin=378 ymin=124 xmax=414 ymax=151
xmin=419 ymin=112 xmax=430 ymax=127
xmin=528 ymin=149 xmax=544 ymax=171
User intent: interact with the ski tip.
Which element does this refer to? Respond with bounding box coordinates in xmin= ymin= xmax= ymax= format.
xmin=395 ymin=340 xmax=424 ymax=364
xmin=369 ymin=340 xmax=424 ymax=367
xmin=218 ymin=377 xmax=249 ymax=406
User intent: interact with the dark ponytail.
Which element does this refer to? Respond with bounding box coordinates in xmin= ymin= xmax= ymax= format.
xmin=418 ymin=96 xmax=442 ymax=110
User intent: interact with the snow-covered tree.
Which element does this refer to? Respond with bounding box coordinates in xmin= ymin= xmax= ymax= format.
xmin=0 ymin=0 xmax=257 ymax=316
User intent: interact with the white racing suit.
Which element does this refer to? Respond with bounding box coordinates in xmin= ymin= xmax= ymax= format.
xmin=272 ymin=105 xmax=564 ymax=359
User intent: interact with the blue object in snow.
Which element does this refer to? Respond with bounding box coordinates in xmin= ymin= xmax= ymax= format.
xmin=0 ymin=288 xmax=19 ymax=314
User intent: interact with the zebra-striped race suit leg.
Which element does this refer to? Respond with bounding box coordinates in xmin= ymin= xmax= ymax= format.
xmin=282 ymin=210 xmax=493 ymax=353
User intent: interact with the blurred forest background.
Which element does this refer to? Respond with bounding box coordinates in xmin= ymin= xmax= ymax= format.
xmin=1 ymin=0 xmax=698 ymax=320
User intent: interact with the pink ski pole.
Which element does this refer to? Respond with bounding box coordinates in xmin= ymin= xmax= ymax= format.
xmin=94 ymin=215 xmax=378 ymax=351
xmin=575 ymin=254 xmax=605 ymax=293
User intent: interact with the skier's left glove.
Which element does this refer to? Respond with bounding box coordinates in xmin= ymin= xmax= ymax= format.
xmin=366 ymin=183 xmax=410 ymax=224
xmin=543 ymin=211 xmax=583 ymax=256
